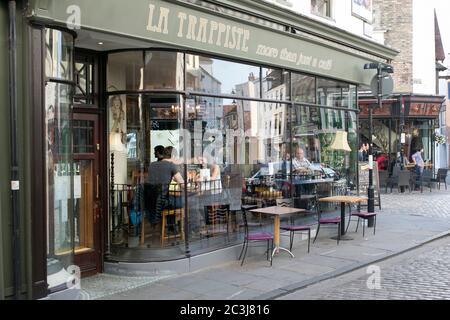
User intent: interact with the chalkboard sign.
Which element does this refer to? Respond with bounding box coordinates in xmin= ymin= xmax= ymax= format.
xmin=358 ymin=162 xmax=381 ymax=209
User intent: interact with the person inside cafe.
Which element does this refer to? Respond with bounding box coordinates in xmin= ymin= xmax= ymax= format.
xmin=412 ymin=146 xmax=425 ymax=190
xmin=358 ymin=142 xmax=368 ymax=162
xmin=292 ymin=146 xmax=312 ymax=173
xmin=154 ymin=145 xmax=165 ymax=162
xmin=144 ymin=147 xmax=184 ymax=226
xmin=376 ymin=152 xmax=387 ymax=171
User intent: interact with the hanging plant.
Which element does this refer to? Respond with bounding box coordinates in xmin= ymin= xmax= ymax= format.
xmin=434 ymin=133 xmax=447 ymax=145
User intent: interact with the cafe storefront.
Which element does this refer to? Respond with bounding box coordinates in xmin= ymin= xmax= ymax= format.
xmin=359 ymin=94 xmax=445 ymax=172
xmin=5 ymin=0 xmax=397 ymax=298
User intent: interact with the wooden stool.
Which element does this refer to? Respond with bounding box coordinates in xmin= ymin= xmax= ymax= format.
xmin=161 ymin=208 xmax=185 ymax=245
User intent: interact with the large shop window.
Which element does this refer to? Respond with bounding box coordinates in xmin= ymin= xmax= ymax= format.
xmin=108 ymin=94 xmax=187 ymax=259
xmin=185 ymin=55 xmax=289 ymax=101
xmin=290 ymin=105 xmax=358 ymax=194
xmin=317 ymin=79 xmax=357 ymax=109
xmin=106 ymin=50 xmax=359 ymax=262
xmin=44 ymin=29 xmax=75 ymax=291
xmin=186 ymin=97 xmax=290 ymax=254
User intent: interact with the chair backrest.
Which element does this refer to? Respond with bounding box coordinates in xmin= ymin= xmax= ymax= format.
xmin=204 ymin=204 xmax=229 ymax=225
xmin=241 ymin=207 xmax=249 ymax=235
xmin=392 ymin=165 xmax=401 ymax=178
xmin=398 ymin=170 xmax=411 ymax=187
xmin=378 ymin=170 xmax=389 ymax=186
xmin=422 ymin=169 xmax=433 ymax=181
xmin=437 ymin=168 xmax=448 ymax=180
xmin=276 ymin=198 xmax=293 ymax=207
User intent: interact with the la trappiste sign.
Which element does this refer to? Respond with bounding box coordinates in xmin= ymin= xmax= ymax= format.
xmin=37 ymin=0 xmax=375 ymax=84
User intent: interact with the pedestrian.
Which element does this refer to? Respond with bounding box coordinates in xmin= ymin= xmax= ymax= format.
xmin=412 ymin=147 xmax=425 ymax=190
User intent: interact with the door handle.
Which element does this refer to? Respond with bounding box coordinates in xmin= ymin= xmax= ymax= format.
xmin=96 ymin=174 xmax=99 ymax=199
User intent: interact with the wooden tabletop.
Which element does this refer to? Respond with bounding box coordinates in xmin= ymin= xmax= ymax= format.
xmin=249 ymin=206 xmax=306 ymax=216
xmin=318 ymin=196 xmax=368 ymax=204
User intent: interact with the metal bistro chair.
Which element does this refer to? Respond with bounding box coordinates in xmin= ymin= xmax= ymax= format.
xmin=238 ymin=207 xmax=274 ymax=266
xmin=387 ymin=165 xmax=401 ymax=193
xmin=419 ymin=169 xmax=434 ymax=193
xmin=378 ymin=170 xmax=389 ymax=193
xmin=346 ymin=206 xmax=377 ymax=238
xmin=397 ymin=170 xmax=412 ymax=193
xmin=203 ymin=204 xmax=230 ymax=239
xmin=277 ymin=198 xmax=311 ymax=253
xmin=313 ymin=199 xmax=341 ymax=245
xmin=433 ymin=168 xmax=448 ymax=190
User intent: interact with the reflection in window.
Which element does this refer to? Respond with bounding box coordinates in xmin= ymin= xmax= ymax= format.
xmin=311 ymin=0 xmax=331 ymax=18
xmin=186 ymin=55 xmax=260 ymax=99
xmin=75 ymin=60 xmax=94 ymax=105
xmin=107 ymin=52 xmax=144 ymax=92
xmin=46 ymin=82 xmax=74 ymax=282
xmin=144 ymin=51 xmax=184 ymax=90
xmin=291 ymin=105 xmax=357 ymax=188
xmin=185 ymin=96 xmax=290 ymax=254
xmin=317 ymin=78 xmax=351 ymax=108
xmin=45 ymin=29 xmax=73 ymax=80
xmin=292 ymin=73 xmax=316 ymax=104
xmin=262 ymin=68 xmax=290 ymax=101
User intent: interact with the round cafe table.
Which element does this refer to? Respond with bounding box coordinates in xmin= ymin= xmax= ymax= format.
xmin=318 ymin=196 xmax=368 ymax=241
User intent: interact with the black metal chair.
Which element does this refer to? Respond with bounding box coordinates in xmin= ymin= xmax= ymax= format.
xmin=387 ymin=166 xmax=401 ymax=193
xmin=277 ymin=199 xmax=312 ymax=253
xmin=238 ymin=207 xmax=274 ymax=266
xmin=313 ymin=200 xmax=341 ymax=245
xmin=378 ymin=170 xmax=389 ymax=193
xmin=419 ymin=169 xmax=434 ymax=193
xmin=346 ymin=210 xmax=377 ymax=237
xmin=433 ymin=168 xmax=448 ymax=190
xmin=202 ymin=204 xmax=230 ymax=238
xmin=397 ymin=170 xmax=411 ymax=193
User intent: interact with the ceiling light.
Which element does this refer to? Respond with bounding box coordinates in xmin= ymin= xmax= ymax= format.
xmin=98 ymin=42 xmax=104 ymax=45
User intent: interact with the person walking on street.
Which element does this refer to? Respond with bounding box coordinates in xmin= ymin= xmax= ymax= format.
xmin=412 ymin=147 xmax=425 ymax=190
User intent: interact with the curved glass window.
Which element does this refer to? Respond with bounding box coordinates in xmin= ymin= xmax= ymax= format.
xmin=106 ymin=49 xmax=360 ymax=262
xmin=45 ymin=29 xmax=73 ymax=80
xmin=107 ymin=52 xmax=144 ymax=92
xmin=144 ymin=51 xmax=184 ymax=90
xmin=186 ymin=55 xmax=260 ymax=98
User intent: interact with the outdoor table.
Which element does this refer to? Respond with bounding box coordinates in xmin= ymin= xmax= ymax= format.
xmin=249 ymin=206 xmax=306 ymax=259
xmin=318 ymin=196 xmax=368 ymax=240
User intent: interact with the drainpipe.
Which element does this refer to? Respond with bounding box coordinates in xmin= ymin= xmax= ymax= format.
xmin=8 ymin=0 xmax=21 ymax=300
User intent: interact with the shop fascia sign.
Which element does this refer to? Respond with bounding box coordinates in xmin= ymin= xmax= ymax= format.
xmin=31 ymin=0 xmax=377 ymax=85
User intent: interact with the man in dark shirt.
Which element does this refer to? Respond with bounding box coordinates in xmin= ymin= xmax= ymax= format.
xmin=145 ymin=148 xmax=184 ymax=224
xmin=154 ymin=145 xmax=165 ymax=162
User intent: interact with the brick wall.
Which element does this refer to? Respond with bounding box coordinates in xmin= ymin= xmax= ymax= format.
xmin=373 ymin=0 xmax=413 ymax=93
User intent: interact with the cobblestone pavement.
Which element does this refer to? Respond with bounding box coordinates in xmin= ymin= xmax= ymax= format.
xmin=280 ymin=236 xmax=450 ymax=300
xmin=380 ymin=189 xmax=450 ymax=219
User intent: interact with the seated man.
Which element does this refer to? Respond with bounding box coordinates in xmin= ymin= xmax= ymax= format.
xmin=144 ymin=147 xmax=184 ymax=225
xmin=292 ymin=147 xmax=312 ymax=173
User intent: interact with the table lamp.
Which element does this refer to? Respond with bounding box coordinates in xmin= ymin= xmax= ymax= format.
xmin=330 ymin=131 xmax=352 ymax=152
xmin=330 ymin=131 xmax=352 ymax=190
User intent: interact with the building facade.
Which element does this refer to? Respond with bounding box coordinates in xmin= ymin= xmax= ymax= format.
xmin=359 ymin=0 xmax=446 ymax=170
xmin=0 ymin=0 xmax=397 ymax=299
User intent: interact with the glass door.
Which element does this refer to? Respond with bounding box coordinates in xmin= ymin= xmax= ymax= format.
xmin=73 ymin=113 xmax=102 ymax=276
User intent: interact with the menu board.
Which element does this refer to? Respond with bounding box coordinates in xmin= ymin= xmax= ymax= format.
xmin=358 ymin=162 xmax=381 ymax=208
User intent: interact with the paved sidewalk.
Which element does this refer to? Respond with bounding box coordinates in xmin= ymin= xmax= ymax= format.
xmin=83 ymin=190 xmax=450 ymax=300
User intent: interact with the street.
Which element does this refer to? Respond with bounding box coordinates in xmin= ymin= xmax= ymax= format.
xmin=280 ymin=235 xmax=450 ymax=300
